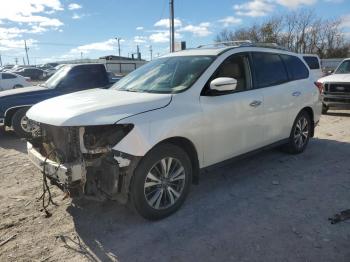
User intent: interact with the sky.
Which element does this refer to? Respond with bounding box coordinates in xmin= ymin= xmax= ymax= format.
xmin=0 ymin=0 xmax=350 ymax=65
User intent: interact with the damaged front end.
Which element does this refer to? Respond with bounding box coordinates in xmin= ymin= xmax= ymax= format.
xmin=27 ymin=123 xmax=138 ymax=204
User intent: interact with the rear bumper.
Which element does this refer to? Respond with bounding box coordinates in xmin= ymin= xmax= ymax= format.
xmin=322 ymin=93 xmax=350 ymax=108
xmin=27 ymin=142 xmax=86 ymax=189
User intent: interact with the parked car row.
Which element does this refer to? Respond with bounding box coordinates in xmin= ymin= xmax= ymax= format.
xmin=0 ymin=63 xmax=114 ymax=137
xmin=15 ymin=43 xmax=324 ymax=220
xmin=0 ymin=72 xmax=30 ymax=91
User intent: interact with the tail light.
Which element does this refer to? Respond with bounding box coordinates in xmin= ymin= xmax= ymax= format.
xmin=314 ymin=81 xmax=323 ymax=94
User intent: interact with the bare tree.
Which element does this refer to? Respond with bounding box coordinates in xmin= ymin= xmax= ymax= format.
xmin=215 ymin=9 xmax=349 ymax=58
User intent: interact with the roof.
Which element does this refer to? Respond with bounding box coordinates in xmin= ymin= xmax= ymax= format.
xmin=163 ymin=45 xmax=298 ymax=58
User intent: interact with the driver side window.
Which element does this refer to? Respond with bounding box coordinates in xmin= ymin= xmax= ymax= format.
xmin=203 ymin=54 xmax=251 ymax=95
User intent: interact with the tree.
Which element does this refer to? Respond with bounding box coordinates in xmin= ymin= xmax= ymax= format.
xmin=215 ymin=9 xmax=349 ymax=58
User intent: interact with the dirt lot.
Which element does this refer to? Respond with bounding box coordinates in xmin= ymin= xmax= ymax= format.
xmin=1 ymin=111 xmax=350 ymax=262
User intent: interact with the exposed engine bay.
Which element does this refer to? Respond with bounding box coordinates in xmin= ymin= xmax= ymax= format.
xmin=28 ymin=123 xmax=138 ymax=204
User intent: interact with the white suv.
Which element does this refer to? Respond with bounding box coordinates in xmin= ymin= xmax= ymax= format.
xmin=26 ymin=44 xmax=322 ymax=220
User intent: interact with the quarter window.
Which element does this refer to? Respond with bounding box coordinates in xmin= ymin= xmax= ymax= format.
xmin=252 ymin=52 xmax=288 ymax=88
xmin=303 ymin=56 xmax=320 ymax=69
xmin=281 ymin=55 xmax=309 ymax=80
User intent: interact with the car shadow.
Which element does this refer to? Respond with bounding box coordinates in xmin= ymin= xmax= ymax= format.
xmin=0 ymin=129 xmax=26 ymax=153
xmin=66 ymin=137 xmax=350 ymax=262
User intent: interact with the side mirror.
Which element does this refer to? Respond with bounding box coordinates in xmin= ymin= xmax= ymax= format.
xmin=210 ymin=77 xmax=237 ymax=92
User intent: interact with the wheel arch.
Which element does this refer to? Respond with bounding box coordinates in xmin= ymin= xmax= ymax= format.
xmin=151 ymin=136 xmax=200 ymax=184
xmin=4 ymin=105 xmax=31 ymax=127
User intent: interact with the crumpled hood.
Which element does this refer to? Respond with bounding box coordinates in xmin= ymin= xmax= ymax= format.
xmin=318 ymin=74 xmax=350 ymax=84
xmin=27 ymin=88 xmax=172 ymax=126
xmin=0 ymin=86 xmax=45 ymax=98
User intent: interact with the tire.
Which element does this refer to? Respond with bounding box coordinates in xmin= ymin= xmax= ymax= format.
xmin=12 ymin=107 xmax=32 ymax=138
xmin=322 ymin=104 xmax=329 ymax=114
xmin=284 ymin=111 xmax=312 ymax=154
xmin=13 ymin=84 xmax=23 ymax=89
xmin=131 ymin=143 xmax=192 ymax=220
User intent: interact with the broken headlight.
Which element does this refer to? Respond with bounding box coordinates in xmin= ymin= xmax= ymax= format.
xmin=83 ymin=124 xmax=134 ymax=150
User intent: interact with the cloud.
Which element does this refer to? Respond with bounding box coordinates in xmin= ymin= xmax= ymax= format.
xmin=134 ymin=36 xmax=147 ymax=43
xmin=154 ymin=18 xmax=182 ymax=28
xmin=340 ymin=14 xmax=350 ymax=29
xmin=0 ymin=0 xmax=64 ymax=28
xmin=72 ymin=13 xmax=82 ymax=20
xmin=70 ymin=39 xmax=116 ymax=53
xmin=149 ymin=31 xmax=182 ymax=43
xmin=178 ymin=22 xmax=212 ymax=37
xmin=218 ymin=16 xmax=242 ymax=27
xmin=0 ymin=38 xmax=37 ymax=51
xmin=68 ymin=3 xmax=82 ymax=10
xmin=234 ymin=0 xmax=275 ymax=17
xmin=136 ymin=26 xmax=144 ymax=30
xmin=275 ymin=0 xmax=316 ymax=8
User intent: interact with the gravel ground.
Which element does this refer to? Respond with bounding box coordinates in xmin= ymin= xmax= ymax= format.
xmin=0 ymin=111 xmax=350 ymax=262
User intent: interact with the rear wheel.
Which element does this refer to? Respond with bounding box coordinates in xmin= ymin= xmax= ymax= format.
xmin=284 ymin=111 xmax=311 ymax=154
xmin=131 ymin=143 xmax=192 ymax=220
xmin=12 ymin=108 xmax=33 ymax=138
xmin=13 ymin=84 xmax=23 ymax=89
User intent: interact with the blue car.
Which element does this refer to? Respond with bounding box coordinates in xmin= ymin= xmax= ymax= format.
xmin=0 ymin=63 xmax=111 ymax=137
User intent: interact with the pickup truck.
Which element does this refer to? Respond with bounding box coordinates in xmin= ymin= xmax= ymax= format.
xmin=0 ymin=63 xmax=112 ymax=137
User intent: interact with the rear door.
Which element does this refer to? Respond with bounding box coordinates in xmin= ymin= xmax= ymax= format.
xmin=251 ymin=52 xmax=296 ymax=144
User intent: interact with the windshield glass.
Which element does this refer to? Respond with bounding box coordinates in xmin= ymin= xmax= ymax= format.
xmin=111 ymin=56 xmax=214 ymax=93
xmin=43 ymin=65 xmax=71 ymax=89
xmin=335 ymin=60 xmax=350 ymax=74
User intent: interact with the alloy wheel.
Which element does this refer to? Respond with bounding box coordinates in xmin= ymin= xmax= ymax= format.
xmin=144 ymin=157 xmax=186 ymax=210
xmin=294 ymin=116 xmax=309 ymax=149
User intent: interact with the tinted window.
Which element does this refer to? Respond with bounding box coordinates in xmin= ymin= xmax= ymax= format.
xmin=59 ymin=65 xmax=108 ymax=90
xmin=252 ymin=52 xmax=288 ymax=88
xmin=303 ymin=56 xmax=320 ymax=69
xmin=281 ymin=55 xmax=309 ymax=80
xmin=2 ymin=73 xmax=17 ymax=79
xmin=209 ymin=54 xmax=251 ymax=93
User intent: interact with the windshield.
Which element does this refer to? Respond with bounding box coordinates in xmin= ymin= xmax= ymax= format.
xmin=111 ymin=56 xmax=214 ymax=93
xmin=42 ymin=65 xmax=71 ymax=89
xmin=335 ymin=60 xmax=350 ymax=74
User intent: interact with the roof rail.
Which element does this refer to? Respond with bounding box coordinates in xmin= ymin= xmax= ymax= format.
xmin=197 ymin=40 xmax=252 ymax=48
xmin=197 ymin=40 xmax=290 ymax=52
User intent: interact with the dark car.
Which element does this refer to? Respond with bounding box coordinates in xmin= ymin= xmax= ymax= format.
xmin=14 ymin=67 xmax=46 ymax=80
xmin=0 ymin=63 xmax=111 ymax=137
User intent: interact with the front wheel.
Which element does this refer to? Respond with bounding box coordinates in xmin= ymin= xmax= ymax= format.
xmin=13 ymin=84 xmax=23 ymax=89
xmin=284 ymin=111 xmax=312 ymax=154
xmin=12 ymin=108 xmax=33 ymax=138
xmin=131 ymin=143 xmax=192 ymax=220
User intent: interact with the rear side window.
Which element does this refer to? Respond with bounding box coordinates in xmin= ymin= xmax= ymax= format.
xmin=252 ymin=52 xmax=288 ymax=88
xmin=303 ymin=56 xmax=320 ymax=69
xmin=2 ymin=73 xmax=17 ymax=79
xmin=281 ymin=55 xmax=309 ymax=80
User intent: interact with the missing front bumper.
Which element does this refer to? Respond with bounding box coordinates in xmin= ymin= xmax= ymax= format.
xmin=27 ymin=142 xmax=86 ymax=195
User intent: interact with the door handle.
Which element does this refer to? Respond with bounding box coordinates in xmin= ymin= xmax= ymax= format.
xmin=249 ymin=100 xmax=262 ymax=107
xmin=292 ymin=91 xmax=301 ymax=97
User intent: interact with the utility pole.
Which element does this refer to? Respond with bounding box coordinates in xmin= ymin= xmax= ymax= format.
xmin=0 ymin=53 xmax=2 ymax=66
xmin=115 ymin=37 xmax=121 ymax=57
xmin=15 ymin=57 xmax=18 ymax=65
xmin=80 ymin=52 xmax=83 ymax=60
xmin=149 ymin=45 xmax=153 ymax=61
xmin=169 ymin=0 xmax=175 ymax=52
xmin=24 ymin=40 xmax=30 ymax=65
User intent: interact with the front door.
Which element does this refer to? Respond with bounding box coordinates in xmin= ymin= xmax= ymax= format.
xmin=200 ymin=53 xmax=265 ymax=167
